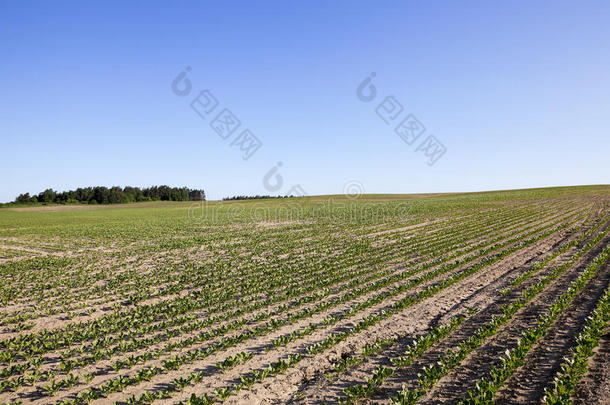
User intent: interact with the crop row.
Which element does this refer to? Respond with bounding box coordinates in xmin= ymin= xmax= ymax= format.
xmin=459 ymin=243 xmax=610 ymax=404
xmin=336 ymin=216 xmax=609 ymax=404
xmin=542 ymin=286 xmax=610 ymax=404
xmin=175 ymin=210 xmax=583 ymax=405
xmin=1 ymin=203 xmax=561 ymax=380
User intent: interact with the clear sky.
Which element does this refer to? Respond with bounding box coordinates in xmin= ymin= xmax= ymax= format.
xmin=1 ymin=1 xmax=609 ymax=202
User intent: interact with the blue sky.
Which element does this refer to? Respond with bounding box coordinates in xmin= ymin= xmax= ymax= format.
xmin=1 ymin=1 xmax=609 ymax=202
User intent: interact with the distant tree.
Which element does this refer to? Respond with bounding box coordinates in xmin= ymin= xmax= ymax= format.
xmin=189 ymin=189 xmax=205 ymax=201
xmin=94 ymin=187 xmax=110 ymax=204
xmin=13 ymin=185 xmax=206 ymax=205
xmin=56 ymin=191 xmax=69 ymax=203
xmin=15 ymin=193 xmax=31 ymax=203
xmin=109 ymin=186 xmax=122 ymax=204
xmin=38 ymin=189 xmax=57 ymax=203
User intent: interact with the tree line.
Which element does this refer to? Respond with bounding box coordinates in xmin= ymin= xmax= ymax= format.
xmin=14 ymin=186 xmax=206 ymax=205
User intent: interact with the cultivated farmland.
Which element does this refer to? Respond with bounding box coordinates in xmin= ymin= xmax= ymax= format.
xmin=0 ymin=185 xmax=609 ymax=404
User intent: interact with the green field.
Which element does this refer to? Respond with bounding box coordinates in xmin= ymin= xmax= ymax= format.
xmin=0 ymin=185 xmax=609 ymax=405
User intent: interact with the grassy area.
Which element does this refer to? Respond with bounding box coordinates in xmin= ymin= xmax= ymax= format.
xmin=0 ymin=185 xmax=608 ymax=405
